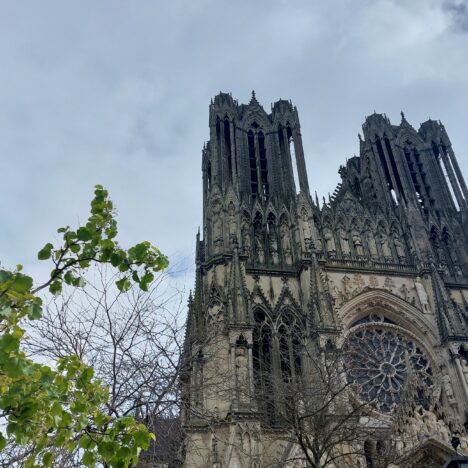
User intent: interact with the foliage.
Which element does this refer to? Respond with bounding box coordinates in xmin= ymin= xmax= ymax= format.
xmin=0 ymin=185 xmax=169 ymax=467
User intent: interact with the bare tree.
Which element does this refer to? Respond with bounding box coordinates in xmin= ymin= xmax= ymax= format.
xmin=255 ymin=339 xmax=378 ymax=468
xmin=17 ymin=264 xmax=187 ymax=466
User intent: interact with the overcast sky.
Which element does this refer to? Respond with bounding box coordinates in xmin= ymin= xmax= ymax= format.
xmin=0 ymin=0 xmax=467 ymax=287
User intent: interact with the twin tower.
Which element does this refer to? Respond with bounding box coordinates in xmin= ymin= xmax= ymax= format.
xmin=181 ymin=92 xmax=468 ymax=467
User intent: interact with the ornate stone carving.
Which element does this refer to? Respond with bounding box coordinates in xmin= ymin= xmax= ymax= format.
xmin=255 ymin=232 xmax=265 ymax=264
xmin=414 ymin=277 xmax=430 ymax=313
xmin=379 ymin=231 xmax=392 ymax=260
xmin=280 ymin=222 xmax=293 ymax=265
xmin=228 ymin=202 xmax=237 ymax=244
xmin=339 ymin=227 xmax=351 ymax=257
xmin=212 ymin=201 xmax=223 ymax=253
xmin=235 ymin=347 xmax=250 ymax=403
xmin=324 ymin=227 xmax=336 ymax=257
xmin=241 ymin=219 xmax=251 ymax=255
xmin=301 ymin=209 xmax=311 ymax=249
xmin=398 ymin=283 xmax=409 ymax=302
xmin=441 ymin=373 xmax=456 ymax=405
xmin=344 ymin=322 xmax=435 ymax=413
xmin=351 ymin=229 xmax=364 ymax=258
xmin=366 ymin=228 xmax=378 ymax=259
xmin=393 ymin=231 xmax=406 ymax=262
xmin=269 ymin=234 xmax=279 ymax=265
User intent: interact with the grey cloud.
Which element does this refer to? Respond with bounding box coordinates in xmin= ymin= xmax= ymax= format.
xmin=0 ymin=0 xmax=467 ymax=288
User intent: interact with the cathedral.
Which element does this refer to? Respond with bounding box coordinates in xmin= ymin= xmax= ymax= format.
xmin=180 ymin=92 xmax=468 ymax=467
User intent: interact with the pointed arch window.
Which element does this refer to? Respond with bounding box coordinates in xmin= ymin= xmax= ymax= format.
xmin=248 ymin=130 xmax=258 ymax=196
xmin=224 ymin=117 xmax=232 ymax=183
xmin=252 ymin=307 xmax=303 ymax=423
xmin=258 ymin=131 xmax=269 ymax=197
xmin=248 ymin=124 xmax=269 ymax=199
xmin=207 ymin=161 xmax=212 ymax=192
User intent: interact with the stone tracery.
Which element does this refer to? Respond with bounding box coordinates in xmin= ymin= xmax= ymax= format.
xmin=344 ymin=317 xmax=435 ymax=413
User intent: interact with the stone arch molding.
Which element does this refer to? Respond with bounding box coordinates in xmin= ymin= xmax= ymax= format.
xmin=337 ymin=289 xmax=441 ymax=361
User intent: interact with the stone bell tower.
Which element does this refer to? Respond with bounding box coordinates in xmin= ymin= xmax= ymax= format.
xmin=181 ymin=92 xmax=468 ymax=468
xmin=181 ymin=92 xmax=337 ymax=468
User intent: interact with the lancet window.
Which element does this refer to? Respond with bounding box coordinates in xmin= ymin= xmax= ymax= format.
xmin=247 ymin=124 xmax=269 ymax=199
xmin=252 ymin=308 xmax=303 ymax=422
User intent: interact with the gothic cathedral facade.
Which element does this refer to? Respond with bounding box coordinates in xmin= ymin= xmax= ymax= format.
xmin=181 ymin=92 xmax=468 ymax=467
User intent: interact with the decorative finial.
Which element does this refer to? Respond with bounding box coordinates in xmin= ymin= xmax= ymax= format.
xmin=252 ymin=90 xmax=256 ymax=99
xmin=401 ymin=111 xmax=406 ymax=121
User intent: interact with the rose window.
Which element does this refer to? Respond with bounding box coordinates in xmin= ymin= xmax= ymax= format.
xmin=343 ymin=319 xmax=434 ymax=413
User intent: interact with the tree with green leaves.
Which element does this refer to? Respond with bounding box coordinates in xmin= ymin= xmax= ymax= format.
xmin=0 ymin=185 xmax=169 ymax=467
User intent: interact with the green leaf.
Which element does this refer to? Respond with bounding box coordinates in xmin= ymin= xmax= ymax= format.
xmin=77 ymin=227 xmax=92 ymax=241
xmin=70 ymin=243 xmax=81 ymax=253
xmin=42 ymin=452 xmax=53 ymax=467
xmin=133 ymin=428 xmax=150 ymax=450
xmin=82 ymin=451 xmax=96 ymax=466
xmin=49 ymin=280 xmax=62 ymax=295
xmin=0 ymin=433 xmax=6 ymax=451
xmin=0 ymin=306 xmax=12 ymax=318
xmin=0 ymin=333 xmax=20 ymax=353
xmin=38 ymin=242 xmax=54 ymax=260
xmin=27 ymin=302 xmax=42 ymax=320
xmin=11 ymin=273 xmax=33 ymax=293
xmin=115 ymin=277 xmax=131 ymax=293
xmin=77 ymin=367 xmax=94 ymax=389
xmin=0 ymin=269 xmax=12 ymax=282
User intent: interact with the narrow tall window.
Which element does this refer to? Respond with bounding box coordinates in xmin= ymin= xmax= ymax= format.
xmin=207 ymin=161 xmax=212 ymax=191
xmin=288 ymin=126 xmax=299 ymax=194
xmin=439 ymin=148 xmax=460 ymax=211
xmin=253 ymin=309 xmax=274 ymax=421
xmin=375 ymin=138 xmax=393 ymax=192
xmin=248 ymin=130 xmax=258 ymax=196
xmin=384 ymin=137 xmax=406 ymax=203
xmin=224 ymin=117 xmax=232 ymax=182
xmin=258 ymin=131 xmax=269 ymax=198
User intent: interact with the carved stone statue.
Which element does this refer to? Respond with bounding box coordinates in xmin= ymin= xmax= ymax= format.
xmin=366 ymin=228 xmax=378 ymax=259
xmin=241 ymin=220 xmax=251 ymax=255
xmin=324 ymin=227 xmax=336 ymax=256
xmin=399 ymin=283 xmax=409 ymax=302
xmin=280 ymin=223 xmax=293 ymax=265
xmin=339 ymin=228 xmax=350 ymax=257
xmin=351 ymin=230 xmax=364 ymax=257
xmin=311 ymin=220 xmax=323 ymax=252
xmin=379 ymin=231 xmax=392 ymax=260
xmin=269 ymin=234 xmax=279 ymax=265
xmin=301 ymin=210 xmax=311 ymax=248
xmin=414 ymin=277 xmax=429 ymax=313
xmin=235 ymin=347 xmax=249 ymax=403
xmin=393 ymin=232 xmax=406 ymax=261
xmin=228 ymin=203 xmax=237 ymax=243
xmin=212 ymin=203 xmax=223 ymax=253
xmin=341 ymin=275 xmax=352 ymax=301
xmin=442 ymin=374 xmax=456 ymax=405
xmin=255 ymin=232 xmax=265 ymax=264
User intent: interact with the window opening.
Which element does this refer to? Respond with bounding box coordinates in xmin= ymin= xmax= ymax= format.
xmin=248 ymin=130 xmax=258 ymax=196
xmin=258 ymin=131 xmax=269 ymax=199
xmin=287 ymin=126 xmax=299 ymax=194
xmin=385 ymin=138 xmax=406 ymax=203
xmin=224 ymin=118 xmax=232 ymax=182
xmin=439 ymin=150 xmax=460 ymax=211
xmin=375 ymin=138 xmax=393 ymax=192
xmin=207 ymin=161 xmax=212 ymax=191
